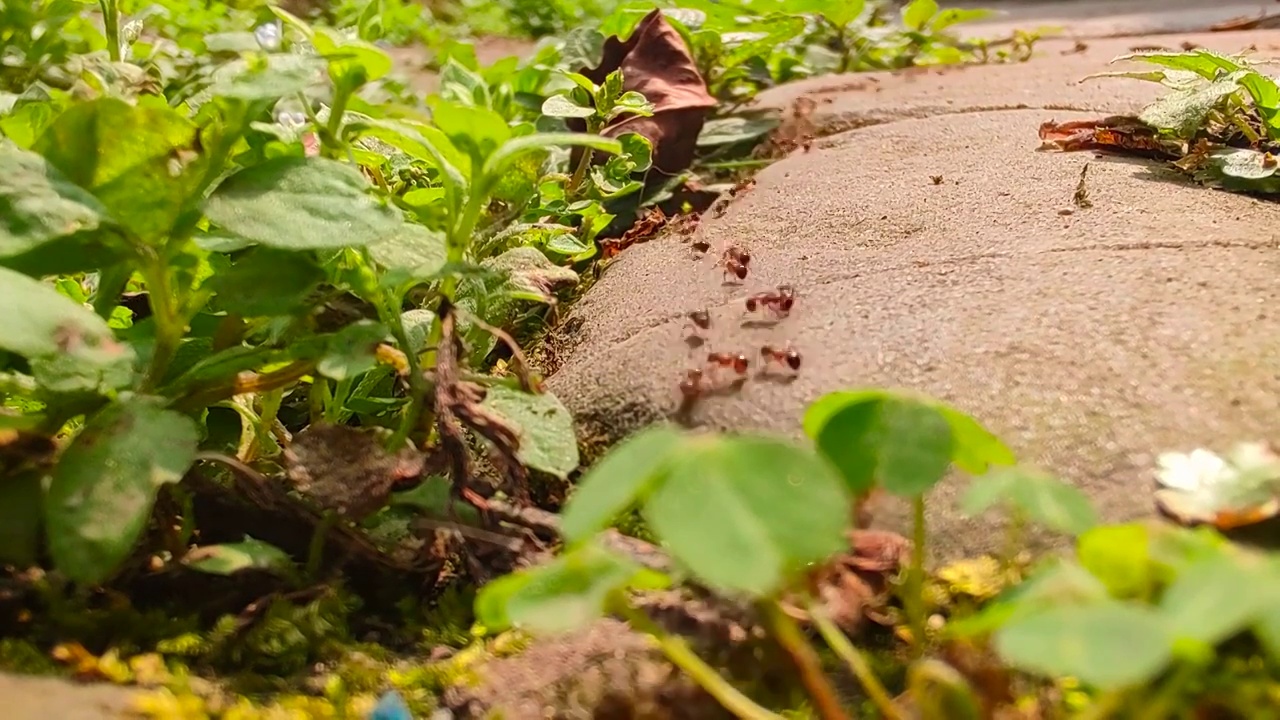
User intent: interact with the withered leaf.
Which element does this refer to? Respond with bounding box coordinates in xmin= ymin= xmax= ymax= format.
xmin=1037 ymin=116 xmax=1180 ymax=158
xmin=283 ymin=424 xmax=425 ymax=521
xmin=571 ymin=9 xmax=717 ymax=175
xmin=600 ymin=206 xmax=668 ymax=258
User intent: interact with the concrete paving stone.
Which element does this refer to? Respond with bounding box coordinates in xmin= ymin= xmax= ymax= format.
xmin=1 ymin=672 xmax=141 ymax=720
xmin=546 ymin=108 xmax=1280 ymax=560
xmin=955 ymin=0 xmax=1277 ymax=40
xmin=755 ymin=31 xmax=1280 ymax=136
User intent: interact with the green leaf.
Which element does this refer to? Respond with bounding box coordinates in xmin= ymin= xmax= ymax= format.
xmin=929 ymin=7 xmax=993 ymax=30
xmin=1160 ymin=553 xmax=1278 ymax=646
xmin=475 ymin=542 xmax=670 ymax=635
xmin=541 ymin=94 xmax=597 ymax=119
xmin=368 ymin=223 xmax=447 ymax=291
xmin=317 ymin=320 xmax=388 ymax=381
xmin=1197 ymin=147 xmax=1280 ymax=193
xmin=643 ymin=435 xmax=851 ymax=597
xmin=483 ymin=246 xmax=579 ymax=304
xmin=947 ymin=559 xmax=1110 ymax=638
xmin=184 ymin=537 xmax=294 ymax=576
xmin=209 ymin=54 xmax=327 ymax=101
xmin=208 ymin=247 xmax=325 ymax=317
xmin=479 ymin=386 xmax=580 ymax=479
xmin=482 ymin=133 xmax=622 ymax=188
xmin=429 ymin=100 xmax=512 ymax=168
xmin=1238 ymin=70 xmax=1280 ymax=139
xmin=1081 ymin=69 xmax=1205 ymax=90
xmin=0 ymin=265 xmax=134 ymax=389
xmin=810 ymin=392 xmax=954 ymax=496
xmin=0 ymin=471 xmax=43 ymax=566
xmin=1076 ymin=523 xmax=1152 ymax=600
xmin=0 ymin=141 xmax=123 ymax=274
xmin=1116 ymin=49 xmax=1243 ymax=81
xmin=45 ymin=396 xmax=199 ymax=585
xmin=960 ymin=467 xmax=1097 ymax=536
xmin=560 ymin=424 xmax=686 ymax=543
xmin=902 ymin=0 xmax=939 ymax=31
xmin=697 ymin=115 xmax=780 ymax=147
xmin=1138 ymin=74 xmax=1243 ymax=138
xmin=994 ymin=602 xmax=1172 ymax=689
xmin=793 ymin=0 xmax=865 ymax=29
xmin=312 ymin=27 xmax=393 ymax=86
xmin=35 ymin=97 xmax=199 ymax=245
xmin=204 ymin=157 xmax=404 ymax=249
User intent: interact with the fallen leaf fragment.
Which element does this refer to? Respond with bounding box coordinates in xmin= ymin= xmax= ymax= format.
xmin=1038 ymin=116 xmax=1180 ymax=157
xmin=571 ymin=9 xmax=717 ymax=175
xmin=284 ymin=424 xmax=425 ymax=520
xmin=600 ymin=206 xmax=668 ymax=258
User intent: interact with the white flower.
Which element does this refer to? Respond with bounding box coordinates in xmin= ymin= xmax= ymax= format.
xmin=1156 ymin=448 xmax=1230 ymax=493
xmin=1155 ymin=442 xmax=1280 ymax=525
xmin=254 ymin=21 xmax=282 ymax=51
xmin=275 ymin=110 xmax=307 ymax=129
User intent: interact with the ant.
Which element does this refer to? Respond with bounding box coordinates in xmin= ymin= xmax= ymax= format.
xmin=684 ymin=309 xmax=711 ymax=347
xmin=675 ymin=213 xmax=701 ymax=238
xmin=760 ymin=344 xmax=802 ymax=373
xmin=692 ymin=239 xmax=711 ymax=255
xmin=711 ymin=197 xmax=731 ymax=218
xmin=745 ymin=285 xmax=795 ymax=318
xmin=678 ymin=368 xmax=707 ymax=402
xmin=707 ymin=351 xmax=750 ymax=375
xmin=729 ymin=178 xmax=756 ymax=198
xmin=721 ymin=245 xmax=750 ymax=282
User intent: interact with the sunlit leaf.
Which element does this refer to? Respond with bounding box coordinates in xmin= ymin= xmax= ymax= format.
xmin=1076 ymin=523 xmax=1152 ymax=600
xmin=560 ymin=424 xmax=686 ymax=543
xmin=479 ymin=386 xmax=580 ymax=479
xmin=961 ymin=467 xmax=1097 ymax=535
xmin=1160 ymin=553 xmax=1279 ymax=646
xmin=902 ymin=0 xmax=939 ymax=31
xmin=208 ymin=247 xmax=325 ymax=316
xmin=184 ymin=536 xmax=294 ymax=576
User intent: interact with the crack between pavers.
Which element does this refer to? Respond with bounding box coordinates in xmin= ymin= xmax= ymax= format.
xmin=812 ymin=102 xmax=1113 ymax=143
xmin=562 ymin=239 xmax=1279 ymax=364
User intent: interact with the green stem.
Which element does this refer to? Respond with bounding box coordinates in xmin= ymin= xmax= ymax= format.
xmin=566 ymin=119 xmax=600 ymax=196
xmin=1002 ymin=510 xmax=1025 ymax=571
xmin=324 ymin=377 xmax=353 ymax=424
xmin=809 ymin=604 xmax=904 ymax=720
xmin=610 ymin=595 xmax=784 ymax=720
xmin=323 ymin=83 xmax=352 ymax=157
xmin=386 ymin=309 xmax=428 ymax=451
xmin=758 ymin=600 xmax=851 ymax=720
xmin=905 ymin=494 xmax=928 ymax=659
xmin=99 ymin=0 xmax=121 ymax=62
xmin=139 ymin=260 xmax=182 ymax=393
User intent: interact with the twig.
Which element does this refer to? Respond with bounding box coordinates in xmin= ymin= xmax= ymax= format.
xmin=810 ymin=603 xmax=905 ymax=720
xmin=758 ymin=600 xmax=852 ymax=720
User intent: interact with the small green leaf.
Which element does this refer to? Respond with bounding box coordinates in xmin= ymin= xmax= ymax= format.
xmin=429 ymin=100 xmax=512 ymax=168
xmin=1138 ymin=74 xmax=1243 ymax=138
xmin=810 ymin=393 xmax=954 ymax=497
xmin=995 ymin=602 xmax=1172 ymax=689
xmin=0 ymin=142 xmax=122 ymax=274
xmin=697 ymin=115 xmax=781 ymax=147
xmin=560 ymin=424 xmax=686 ymax=543
xmin=902 ymin=0 xmax=939 ymax=31
xmin=313 ymin=27 xmax=393 ymax=86
xmin=929 ymin=8 xmax=993 ymax=30
xmin=368 ymin=223 xmax=447 ymax=290
xmin=209 ymin=247 xmax=325 ymax=317
xmin=947 ymin=559 xmax=1110 ymax=638
xmin=479 ymin=386 xmax=580 ymax=479
xmin=475 ymin=543 xmax=670 ymax=635
xmin=210 ymin=54 xmax=327 ymax=101
xmin=1160 ymin=553 xmax=1278 ymax=646
xmin=0 ymin=265 xmax=134 ymax=388
xmin=1238 ymin=70 xmax=1280 ymax=138
xmin=541 ymin=94 xmax=597 ymax=119
xmin=1077 ymin=523 xmax=1152 ymax=600
xmin=205 ymin=157 xmax=404 ymax=249
xmin=1115 ymin=49 xmax=1243 ymax=81
xmin=45 ymin=396 xmax=199 ymax=585
xmin=318 ymin=320 xmax=389 ymax=381
xmin=961 ymin=467 xmax=1097 ymax=535
xmin=483 ymin=133 xmax=622 ymax=188
xmin=35 ymin=97 xmax=199 ymax=245
xmin=184 ymin=537 xmax=294 ymax=576
xmin=483 ymin=246 xmax=579 ymax=304
xmin=643 ymin=435 xmax=850 ymax=597
xmin=793 ymin=0 xmax=866 ymax=29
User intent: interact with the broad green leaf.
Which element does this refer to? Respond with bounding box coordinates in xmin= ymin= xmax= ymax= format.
xmin=697 ymin=115 xmax=780 ymax=147
xmin=368 ymin=223 xmax=447 ymax=290
xmin=475 ymin=543 xmax=670 ymax=634
xmin=960 ymin=467 xmax=1097 ymax=535
xmin=902 ymin=0 xmax=939 ymax=31
xmin=482 ymin=133 xmax=622 ymax=188
xmin=439 ymin=58 xmax=492 ymax=107
xmin=45 ymin=396 xmax=199 ymax=584
xmin=995 ymin=602 xmax=1172 ymax=689
xmin=793 ymin=0 xmax=865 ymax=28
xmin=483 ymin=246 xmax=579 ymax=304
xmin=929 ymin=8 xmax=992 ymax=30
xmin=811 ymin=393 xmax=953 ymax=496
xmin=351 ymin=117 xmax=470 ymax=190
xmin=0 ymin=266 xmax=133 ymax=388
xmin=204 ymin=157 xmax=404 ymax=249
xmin=1160 ymin=553 xmax=1278 ymax=646
xmin=1082 ymin=68 xmax=1207 ymax=91
xmin=0 ymin=142 xmax=122 ymax=274
xmin=401 ymin=187 xmax=446 ymax=208
xmin=542 ymin=94 xmax=597 ymax=119
xmin=208 ymin=247 xmax=325 ymax=316
xmin=210 ymin=53 xmax=327 ymax=101
xmin=35 ymin=97 xmax=199 ymax=245
xmin=1138 ymin=74 xmax=1243 ymax=138
xmin=312 ymin=27 xmax=393 ymax=86
xmin=560 ymin=424 xmax=686 ymax=543
xmin=1238 ymin=70 xmax=1280 ymax=138
xmin=479 ymin=386 xmax=580 ymax=479
xmin=429 ymin=100 xmax=512 ymax=168
xmin=184 ymin=536 xmax=294 ymax=576
xmin=317 ymin=320 xmax=388 ymax=381
xmin=643 ymin=435 xmax=851 ymax=597
xmin=0 ymin=471 xmax=43 ymax=567
xmin=1077 ymin=523 xmax=1152 ymax=600
xmin=1197 ymin=147 xmax=1280 ymax=193
xmin=1115 ymin=49 xmax=1243 ymax=81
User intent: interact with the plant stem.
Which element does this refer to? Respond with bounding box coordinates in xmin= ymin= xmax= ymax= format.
xmin=566 ymin=120 xmax=600 ymax=196
xmin=322 ymin=84 xmax=352 ymax=157
xmin=758 ymin=599 xmax=852 ymax=720
xmin=905 ymin=494 xmax=929 ymax=659
xmin=99 ymin=0 xmax=121 ymax=62
xmin=809 ymin=605 xmax=904 ymax=720
xmin=386 ymin=310 xmax=428 ymax=451
xmin=610 ymin=595 xmax=785 ymax=720
xmin=139 ymin=261 xmax=182 ymax=393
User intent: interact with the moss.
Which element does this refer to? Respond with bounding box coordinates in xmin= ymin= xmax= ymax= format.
xmin=0 ymin=638 xmax=64 ymax=676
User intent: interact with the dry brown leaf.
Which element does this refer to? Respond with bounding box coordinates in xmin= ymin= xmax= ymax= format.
xmin=571 ymin=9 xmax=717 ymax=175
xmin=600 ymin=206 xmax=668 ymax=258
xmin=283 ymin=424 xmax=425 ymax=520
xmin=1038 ymin=116 xmax=1179 ymax=157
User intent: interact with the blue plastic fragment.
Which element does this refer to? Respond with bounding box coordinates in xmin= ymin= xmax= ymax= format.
xmin=369 ymin=690 xmax=413 ymax=720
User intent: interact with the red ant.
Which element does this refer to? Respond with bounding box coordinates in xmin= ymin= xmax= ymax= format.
xmin=707 ymin=351 xmax=750 ymax=375
xmin=686 ymin=309 xmax=711 ymax=331
xmin=721 ymin=245 xmax=750 ymax=281
xmin=760 ymin=344 xmax=802 ymax=372
xmin=711 ymin=197 xmax=731 ymax=218
xmin=746 ymin=285 xmax=795 ymax=318
xmin=679 ymin=368 xmax=707 ymax=401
